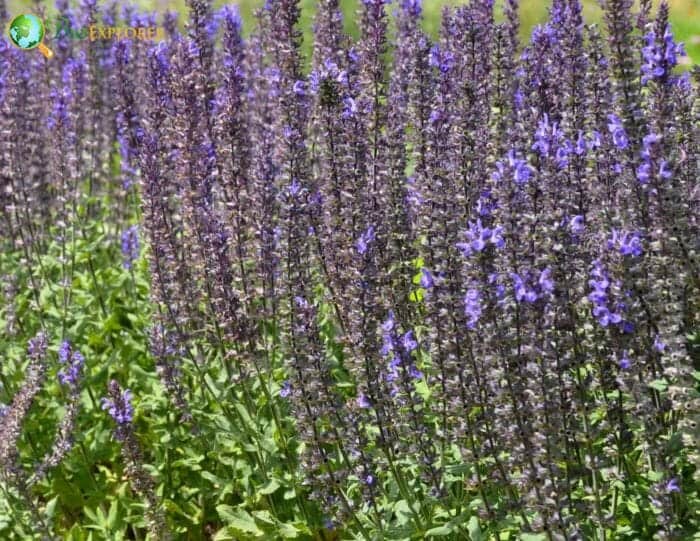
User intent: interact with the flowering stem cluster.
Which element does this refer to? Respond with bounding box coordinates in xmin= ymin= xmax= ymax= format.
xmin=0 ymin=0 xmax=698 ymax=539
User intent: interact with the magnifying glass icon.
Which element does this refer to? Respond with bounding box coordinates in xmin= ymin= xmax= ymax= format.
xmin=7 ymin=14 xmax=54 ymax=59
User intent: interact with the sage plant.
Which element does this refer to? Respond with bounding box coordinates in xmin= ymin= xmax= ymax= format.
xmin=0 ymin=0 xmax=698 ymax=539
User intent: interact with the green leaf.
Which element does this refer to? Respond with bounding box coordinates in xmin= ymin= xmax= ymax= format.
xmin=251 ymin=510 xmax=275 ymax=525
xmin=425 ymin=524 xmax=453 ymax=537
xmin=45 ymin=496 xmax=59 ymax=520
xmin=626 ymin=499 xmax=640 ymax=515
xmin=216 ymin=506 xmax=263 ymax=536
xmin=467 ymin=516 xmax=484 ymax=541
xmin=107 ymin=500 xmax=119 ymax=529
xmin=648 ymin=379 xmax=668 ymax=392
xmin=212 ymin=527 xmax=237 ymax=541
xmin=520 ymin=534 xmax=549 ymax=541
xmin=277 ymin=522 xmax=302 ymax=538
xmin=258 ymin=478 xmax=281 ymax=495
xmin=409 ymin=288 xmax=425 ymax=302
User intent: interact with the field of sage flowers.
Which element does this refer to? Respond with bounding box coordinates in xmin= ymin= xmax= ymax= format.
xmin=1 ymin=0 xmax=699 ymax=539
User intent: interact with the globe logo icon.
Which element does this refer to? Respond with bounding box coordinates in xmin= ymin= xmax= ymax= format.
xmin=8 ymin=14 xmax=54 ymax=59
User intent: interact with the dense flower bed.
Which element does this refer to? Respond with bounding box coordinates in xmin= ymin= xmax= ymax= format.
xmin=0 ymin=0 xmax=698 ymax=539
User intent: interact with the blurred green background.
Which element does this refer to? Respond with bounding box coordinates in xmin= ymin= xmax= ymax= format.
xmin=8 ymin=0 xmax=700 ymax=63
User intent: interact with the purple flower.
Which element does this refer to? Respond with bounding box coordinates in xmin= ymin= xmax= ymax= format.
xmin=659 ymin=160 xmax=672 ymax=180
xmin=381 ymin=312 xmax=396 ymax=355
xmin=607 ymin=114 xmax=629 ymax=150
xmin=555 ymin=139 xmax=573 ymax=168
xmin=653 ymin=335 xmax=666 ymax=352
xmin=665 ymin=478 xmax=681 ymax=494
xmin=464 ymin=288 xmax=483 ymax=329
xmin=400 ymin=0 xmax=422 ymax=16
xmin=28 ymin=332 xmax=48 ymax=361
xmin=429 ymin=44 xmax=454 ymax=74
xmin=382 ymin=311 xmax=395 ymax=332
xmin=637 ymin=161 xmax=652 ymax=184
xmin=401 ymin=331 xmax=417 ymax=353
xmin=533 ymin=114 xmax=555 ymax=156
xmin=538 ymin=267 xmax=554 ymax=294
xmin=287 ymin=179 xmax=303 ymax=198
xmin=101 ymin=383 xmax=134 ymax=426
xmin=574 ymin=131 xmax=587 ymax=156
xmin=419 ymin=268 xmax=434 ymax=289
xmin=121 ymin=225 xmax=140 ymax=270
xmin=532 ymin=114 xmax=571 ymax=168
xmin=475 ymin=190 xmax=497 ymax=217
xmin=357 ymin=393 xmax=372 ymax=409
xmin=569 ymin=215 xmax=585 ymax=236
xmin=490 ymin=226 xmax=505 ymax=249
xmin=457 ymin=219 xmax=504 ymax=257
xmin=588 ymin=131 xmax=602 ymax=150
xmin=512 ymin=272 xmax=538 ymax=303
xmin=356 ymin=226 xmax=376 ymax=255
xmin=408 ymin=365 xmax=423 ymax=380
xmin=488 ymin=273 xmax=506 ymax=302
xmin=492 ymin=150 xmax=533 ymax=186
xmin=588 ymin=260 xmax=629 ymax=328
xmin=57 ymin=341 xmax=84 ymax=387
xmin=405 ymin=176 xmax=424 ymax=210
xmin=293 ymin=80 xmax=306 ymax=96
xmin=618 ymin=350 xmax=632 ymax=370
xmin=342 ymin=96 xmax=358 ymax=119
xmin=279 ymin=380 xmax=292 ymax=398
xmin=58 ymin=340 xmax=71 ymax=364
xmin=641 ymin=26 xmax=686 ymax=85
xmin=608 ymin=229 xmax=643 ymax=257
xmin=642 ymin=132 xmax=660 ymax=156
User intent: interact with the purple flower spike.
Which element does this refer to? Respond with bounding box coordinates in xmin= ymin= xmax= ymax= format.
xmin=121 ymin=225 xmax=140 ymax=270
xmin=102 ymin=381 xmax=134 ymax=427
xmin=58 ymin=340 xmax=71 ymax=364
xmin=464 ymin=288 xmax=483 ymax=329
xmin=642 ymin=25 xmax=686 ymax=85
xmin=400 ymin=0 xmax=421 ymax=16
xmin=56 ymin=340 xmax=85 ymax=387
